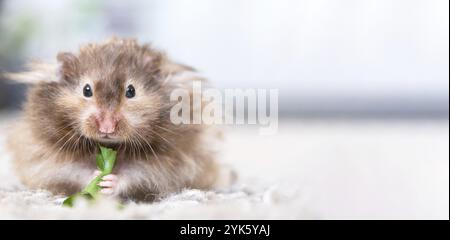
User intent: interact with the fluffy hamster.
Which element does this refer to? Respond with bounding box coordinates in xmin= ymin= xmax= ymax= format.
xmin=6 ymin=38 xmax=226 ymax=202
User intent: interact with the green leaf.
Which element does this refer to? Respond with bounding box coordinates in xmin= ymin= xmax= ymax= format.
xmin=100 ymin=146 xmax=117 ymax=174
xmin=96 ymin=154 xmax=104 ymax=171
xmin=62 ymin=192 xmax=94 ymax=207
xmin=62 ymin=146 xmax=117 ymax=207
xmin=62 ymin=194 xmax=78 ymax=207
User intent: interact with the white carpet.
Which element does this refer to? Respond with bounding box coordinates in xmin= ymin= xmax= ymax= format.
xmin=0 ymin=112 xmax=448 ymax=219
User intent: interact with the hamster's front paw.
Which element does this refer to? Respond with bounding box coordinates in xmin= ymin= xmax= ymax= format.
xmin=98 ymin=174 xmax=119 ymax=195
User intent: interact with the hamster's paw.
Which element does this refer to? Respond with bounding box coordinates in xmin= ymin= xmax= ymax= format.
xmin=98 ymin=174 xmax=118 ymax=195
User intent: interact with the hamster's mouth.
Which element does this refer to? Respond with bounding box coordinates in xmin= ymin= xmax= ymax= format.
xmin=95 ymin=133 xmax=123 ymax=143
xmin=81 ymin=123 xmax=126 ymax=144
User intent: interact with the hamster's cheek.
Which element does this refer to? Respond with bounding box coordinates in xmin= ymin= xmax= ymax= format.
xmin=122 ymin=95 xmax=161 ymax=128
xmin=55 ymin=88 xmax=97 ymax=128
xmin=55 ymin=89 xmax=85 ymax=112
xmin=121 ymin=107 xmax=148 ymax=128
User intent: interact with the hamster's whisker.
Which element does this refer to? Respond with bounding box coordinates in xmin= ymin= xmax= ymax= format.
xmin=43 ymin=131 xmax=74 ymax=164
xmin=129 ymin=136 xmax=139 ymax=159
xmin=123 ymin=123 xmax=146 ymax=159
xmin=71 ymin=133 xmax=84 ymax=153
xmin=126 ymin=131 xmax=140 ymax=159
xmin=49 ymin=121 xmax=78 ymax=140
xmin=131 ymin=128 xmax=160 ymax=161
xmin=147 ymin=127 xmax=189 ymax=163
xmin=148 ymin=128 xmax=171 ymax=145
xmin=155 ymin=125 xmax=180 ymax=136
xmin=44 ymin=128 xmax=77 ymax=160
xmin=59 ymin=131 xmax=78 ymax=153
xmin=133 ymin=133 xmax=146 ymax=158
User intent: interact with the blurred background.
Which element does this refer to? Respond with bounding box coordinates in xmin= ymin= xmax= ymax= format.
xmin=0 ymin=0 xmax=448 ymax=219
xmin=0 ymin=0 xmax=448 ymax=116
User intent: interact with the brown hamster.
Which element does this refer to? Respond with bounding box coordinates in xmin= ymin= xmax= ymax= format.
xmin=5 ymin=38 xmax=225 ymax=202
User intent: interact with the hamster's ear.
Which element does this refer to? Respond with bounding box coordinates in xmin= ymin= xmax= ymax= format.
xmin=57 ymin=52 xmax=80 ymax=82
xmin=140 ymin=52 xmax=164 ymax=75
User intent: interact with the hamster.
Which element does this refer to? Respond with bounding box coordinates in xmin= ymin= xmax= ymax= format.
xmin=5 ymin=38 xmax=226 ymax=202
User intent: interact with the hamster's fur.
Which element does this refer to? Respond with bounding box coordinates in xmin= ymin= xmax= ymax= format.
xmin=6 ymin=38 xmax=227 ymax=202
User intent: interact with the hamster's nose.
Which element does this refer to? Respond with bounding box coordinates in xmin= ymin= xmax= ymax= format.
xmin=95 ymin=114 xmax=118 ymax=134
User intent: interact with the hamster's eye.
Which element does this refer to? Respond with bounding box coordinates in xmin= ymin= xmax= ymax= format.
xmin=126 ymin=84 xmax=136 ymax=98
xmin=83 ymin=84 xmax=93 ymax=98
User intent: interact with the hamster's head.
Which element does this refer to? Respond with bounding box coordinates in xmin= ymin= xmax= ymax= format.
xmin=28 ymin=39 xmax=174 ymax=149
